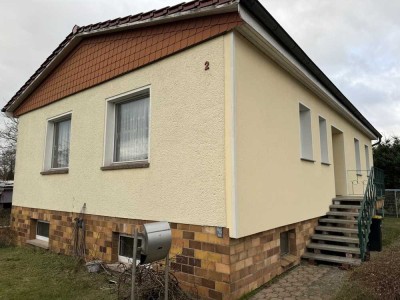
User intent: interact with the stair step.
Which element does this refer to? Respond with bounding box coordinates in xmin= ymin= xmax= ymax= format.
xmin=319 ymin=218 xmax=357 ymax=225
xmin=315 ymin=226 xmax=358 ymax=234
xmin=302 ymin=252 xmax=361 ymax=265
xmin=311 ymin=234 xmax=359 ymax=244
xmin=327 ymin=211 xmax=359 ymax=217
xmin=330 ymin=204 xmax=361 ymax=210
xmin=307 ymin=243 xmax=360 ymax=254
xmin=333 ymin=196 xmax=363 ymax=202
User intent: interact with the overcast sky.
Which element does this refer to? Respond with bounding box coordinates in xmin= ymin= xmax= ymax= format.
xmin=1 ymin=0 xmax=399 ymax=137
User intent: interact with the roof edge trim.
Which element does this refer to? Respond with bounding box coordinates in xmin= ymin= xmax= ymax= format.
xmin=239 ymin=0 xmax=381 ymax=139
xmin=237 ymin=5 xmax=378 ymax=140
xmin=4 ymin=1 xmax=239 ymax=114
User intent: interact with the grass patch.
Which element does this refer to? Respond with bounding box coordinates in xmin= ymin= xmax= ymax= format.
xmin=0 ymin=246 xmax=114 ymax=300
xmin=382 ymin=216 xmax=400 ymax=247
xmin=335 ymin=281 xmax=376 ymax=300
xmin=335 ymin=217 xmax=400 ymax=300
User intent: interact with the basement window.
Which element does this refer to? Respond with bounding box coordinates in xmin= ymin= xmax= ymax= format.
xmin=118 ymin=234 xmax=142 ymax=264
xmin=299 ymin=104 xmax=313 ymax=161
xmin=280 ymin=231 xmax=290 ymax=256
xmin=280 ymin=229 xmax=296 ymax=256
xmin=36 ymin=221 xmax=50 ymax=242
xmin=280 ymin=230 xmax=297 ymax=268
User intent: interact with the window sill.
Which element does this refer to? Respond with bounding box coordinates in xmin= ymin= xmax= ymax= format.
xmin=101 ymin=161 xmax=150 ymax=171
xmin=321 ymin=162 xmax=331 ymax=166
xmin=40 ymin=168 xmax=69 ymax=175
xmin=27 ymin=239 xmax=49 ymax=249
xmin=280 ymin=254 xmax=297 ymax=268
xmin=300 ymin=158 xmax=315 ymax=163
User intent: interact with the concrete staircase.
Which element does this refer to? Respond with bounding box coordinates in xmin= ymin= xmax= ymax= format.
xmin=302 ymin=196 xmax=363 ymax=266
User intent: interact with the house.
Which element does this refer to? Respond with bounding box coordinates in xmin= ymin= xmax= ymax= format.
xmin=3 ymin=0 xmax=382 ymax=299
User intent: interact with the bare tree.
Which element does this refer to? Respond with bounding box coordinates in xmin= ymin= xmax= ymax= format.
xmin=0 ymin=115 xmax=18 ymax=180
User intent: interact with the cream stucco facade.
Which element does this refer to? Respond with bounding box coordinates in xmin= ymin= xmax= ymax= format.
xmin=14 ymin=37 xmax=227 ymax=227
xmin=13 ymin=31 xmax=376 ymax=239
xmin=233 ymin=32 xmax=374 ymax=237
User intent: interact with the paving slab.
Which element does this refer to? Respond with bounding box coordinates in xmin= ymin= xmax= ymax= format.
xmin=251 ymin=263 xmax=348 ymax=300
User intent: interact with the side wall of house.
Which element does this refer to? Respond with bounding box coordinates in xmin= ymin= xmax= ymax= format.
xmin=234 ymin=33 xmax=373 ymax=237
xmin=13 ymin=37 xmax=227 ymax=227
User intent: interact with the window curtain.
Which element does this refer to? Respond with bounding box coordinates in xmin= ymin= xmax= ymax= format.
xmin=115 ymin=97 xmax=149 ymax=162
xmin=52 ymin=119 xmax=71 ymax=168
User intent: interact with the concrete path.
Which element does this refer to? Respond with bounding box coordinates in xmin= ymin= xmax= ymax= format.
xmin=251 ymin=263 xmax=348 ymax=300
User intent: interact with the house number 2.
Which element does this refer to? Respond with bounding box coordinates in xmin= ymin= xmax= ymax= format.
xmin=205 ymin=61 xmax=210 ymax=70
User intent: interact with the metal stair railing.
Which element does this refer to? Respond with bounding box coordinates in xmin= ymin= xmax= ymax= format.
xmin=357 ymin=167 xmax=385 ymax=261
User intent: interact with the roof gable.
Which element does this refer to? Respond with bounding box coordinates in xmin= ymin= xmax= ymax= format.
xmin=14 ymin=12 xmax=242 ymax=116
xmin=3 ymin=0 xmax=380 ymax=138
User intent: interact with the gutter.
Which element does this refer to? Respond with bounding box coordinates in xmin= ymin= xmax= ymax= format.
xmin=372 ymin=136 xmax=382 ymax=147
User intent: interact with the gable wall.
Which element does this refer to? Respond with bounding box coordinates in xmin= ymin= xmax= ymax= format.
xmin=13 ymin=36 xmax=227 ymax=227
xmin=14 ymin=12 xmax=242 ymax=116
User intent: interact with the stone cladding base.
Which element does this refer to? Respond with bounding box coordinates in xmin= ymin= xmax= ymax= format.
xmin=11 ymin=206 xmax=318 ymax=299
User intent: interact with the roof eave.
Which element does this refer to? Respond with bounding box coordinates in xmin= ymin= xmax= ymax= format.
xmin=5 ymin=36 xmax=82 ymax=115
xmin=4 ymin=1 xmax=239 ymax=115
xmin=239 ymin=0 xmax=381 ymax=139
xmin=5 ymin=0 xmax=382 ymax=141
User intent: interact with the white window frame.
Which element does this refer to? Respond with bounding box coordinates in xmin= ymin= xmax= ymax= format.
xmin=299 ymin=103 xmax=313 ymax=161
xmin=318 ymin=116 xmax=329 ymax=164
xmin=365 ymin=145 xmax=370 ymax=171
xmin=43 ymin=112 xmax=72 ymax=171
xmin=103 ymin=86 xmax=151 ymax=167
xmin=354 ymin=138 xmax=361 ymax=175
xmin=118 ymin=234 xmax=141 ymax=265
xmin=36 ymin=220 xmax=50 ymax=242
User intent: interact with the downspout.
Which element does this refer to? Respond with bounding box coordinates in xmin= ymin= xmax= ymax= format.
xmin=372 ymin=136 xmax=381 ymax=147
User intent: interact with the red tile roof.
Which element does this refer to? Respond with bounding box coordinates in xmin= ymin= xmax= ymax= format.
xmin=3 ymin=0 xmax=238 ymax=113
xmin=3 ymin=0 xmax=381 ymax=138
xmin=14 ymin=12 xmax=242 ymax=116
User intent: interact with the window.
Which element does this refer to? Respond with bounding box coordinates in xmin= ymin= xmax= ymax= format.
xmin=104 ymin=87 xmax=150 ymax=168
xmin=354 ymin=138 xmax=361 ymax=175
xmin=365 ymin=145 xmax=370 ymax=171
xmin=43 ymin=113 xmax=71 ymax=171
xmin=36 ymin=221 xmax=49 ymax=242
xmin=319 ymin=117 xmax=329 ymax=164
xmin=299 ymin=104 xmax=313 ymax=161
xmin=52 ymin=119 xmax=71 ymax=168
xmin=280 ymin=231 xmax=289 ymax=255
xmin=118 ymin=234 xmax=142 ymax=264
xmin=114 ymin=98 xmax=149 ymax=162
xmin=280 ymin=229 xmax=295 ymax=256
